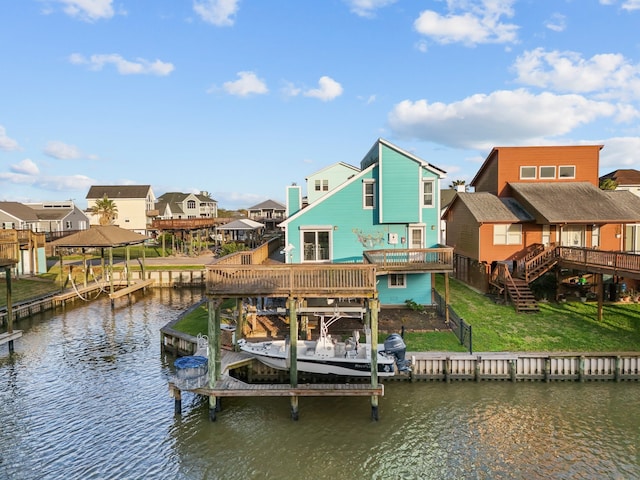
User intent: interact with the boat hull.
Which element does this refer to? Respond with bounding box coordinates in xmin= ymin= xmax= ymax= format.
xmin=239 ymin=340 xmax=397 ymax=377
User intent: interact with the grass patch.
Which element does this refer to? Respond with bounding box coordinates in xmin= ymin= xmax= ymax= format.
xmin=0 ymin=276 xmax=60 ymax=308
xmin=435 ymin=274 xmax=640 ymax=352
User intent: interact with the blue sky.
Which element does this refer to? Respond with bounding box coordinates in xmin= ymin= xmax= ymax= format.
xmin=2 ymin=0 xmax=640 ymax=210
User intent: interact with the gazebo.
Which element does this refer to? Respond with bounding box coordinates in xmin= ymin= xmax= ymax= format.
xmin=51 ymin=225 xmax=149 ymax=300
xmin=219 ymin=219 xmax=265 ymax=247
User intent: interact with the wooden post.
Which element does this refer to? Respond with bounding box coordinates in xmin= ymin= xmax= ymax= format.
xmin=288 ymin=297 xmax=298 ymax=387
xmin=161 ymin=232 xmax=166 ymax=258
xmin=444 ymin=273 xmax=450 ymax=325
xmin=173 ymin=387 xmax=182 ymax=415
xmin=59 ymin=251 xmax=64 ymax=292
xmin=596 ymin=273 xmax=603 ymax=322
xmin=369 ymin=298 xmax=379 ymax=421
xmin=82 ymin=249 xmax=88 ymax=288
xmin=125 ymin=246 xmax=131 ymax=287
xmin=5 ymin=267 xmax=14 ymax=353
xmin=109 ymin=247 xmax=114 ymax=307
xmin=235 ymin=298 xmax=244 ymax=350
xmin=208 ymin=298 xmax=222 ymax=421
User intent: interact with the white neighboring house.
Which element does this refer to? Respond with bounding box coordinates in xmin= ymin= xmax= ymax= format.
xmin=86 ymin=185 xmax=156 ymax=235
xmin=247 ymin=199 xmax=285 ymax=231
xmin=155 ymin=191 xmax=218 ymax=219
xmin=24 ymin=201 xmax=89 ymax=237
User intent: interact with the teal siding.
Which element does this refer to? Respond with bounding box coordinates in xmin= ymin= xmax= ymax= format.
xmin=380 ymin=144 xmax=420 ymax=224
xmin=378 ymin=273 xmax=432 ymax=306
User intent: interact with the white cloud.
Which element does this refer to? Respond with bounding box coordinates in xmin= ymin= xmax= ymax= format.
xmin=48 ymin=0 xmax=115 ymax=22
xmin=622 ymin=0 xmax=640 ymax=11
xmin=513 ymin=48 xmax=640 ymax=100
xmin=0 ymin=126 xmax=20 ymax=151
xmin=194 ymin=0 xmax=240 ymax=26
xmin=69 ymin=53 xmax=174 ymax=76
xmin=545 ymin=13 xmax=566 ymax=32
xmin=222 ymin=71 xmax=268 ymax=97
xmin=0 ymin=168 xmax=94 ymax=191
xmin=388 ymin=89 xmax=618 ymax=150
xmin=343 ymin=0 xmax=398 ymax=18
xmin=597 ymin=137 xmax=640 ymax=169
xmin=11 ymin=159 xmax=40 ymax=175
xmin=44 ymin=141 xmax=83 ymax=160
xmin=303 ymin=76 xmax=343 ymax=101
xmin=414 ymin=0 xmax=518 ymax=46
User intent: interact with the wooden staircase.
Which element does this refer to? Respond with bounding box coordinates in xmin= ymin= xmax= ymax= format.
xmin=492 ymin=262 xmax=539 ymax=313
xmin=515 ymin=243 xmax=558 ymax=283
xmin=505 ymin=277 xmax=539 ymax=313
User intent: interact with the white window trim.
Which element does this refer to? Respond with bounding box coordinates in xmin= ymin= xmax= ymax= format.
xmin=422 ymin=179 xmax=435 ymax=208
xmin=520 ymin=166 xmax=536 ymax=179
xmin=558 ymin=165 xmax=576 ymax=179
xmin=539 ymin=166 xmax=556 ymax=179
xmin=388 ymin=274 xmax=406 ymax=288
xmin=363 ymin=179 xmax=375 ymax=209
xmin=493 ymin=224 xmax=522 ymax=245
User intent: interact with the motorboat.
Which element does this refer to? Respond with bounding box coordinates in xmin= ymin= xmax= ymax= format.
xmin=237 ymin=313 xmax=409 ymax=377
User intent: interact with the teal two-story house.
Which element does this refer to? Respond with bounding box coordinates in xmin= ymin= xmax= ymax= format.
xmin=279 ymin=138 xmax=453 ymax=307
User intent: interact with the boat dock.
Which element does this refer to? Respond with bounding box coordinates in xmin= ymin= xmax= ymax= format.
xmin=169 ymin=349 xmax=384 ymax=420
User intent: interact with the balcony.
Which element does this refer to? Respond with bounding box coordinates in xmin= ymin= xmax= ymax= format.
xmin=206 ymin=264 xmax=377 ymax=298
xmin=363 ymin=247 xmax=454 ymax=274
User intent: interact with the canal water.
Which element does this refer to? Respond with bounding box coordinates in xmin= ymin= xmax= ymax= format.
xmin=1 ymin=289 xmax=638 ymax=480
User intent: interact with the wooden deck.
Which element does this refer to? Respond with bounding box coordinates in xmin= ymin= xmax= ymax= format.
xmin=363 ymin=247 xmax=454 ymax=274
xmin=108 ymin=279 xmax=154 ymax=300
xmin=0 ymin=330 xmax=23 ymax=346
xmin=193 ymin=377 xmax=384 ymax=397
xmin=206 ymin=263 xmax=378 ymax=298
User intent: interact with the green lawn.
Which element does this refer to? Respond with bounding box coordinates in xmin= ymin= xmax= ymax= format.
xmin=0 ymin=277 xmax=60 ymax=308
xmin=436 ymin=275 xmax=640 ymax=352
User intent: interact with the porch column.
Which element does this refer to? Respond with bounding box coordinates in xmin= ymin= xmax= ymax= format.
xmin=444 ymin=272 xmax=450 ymax=324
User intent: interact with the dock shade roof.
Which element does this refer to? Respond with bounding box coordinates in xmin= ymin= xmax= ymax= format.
xmin=50 ymin=225 xmax=148 ymax=248
xmin=219 ymin=219 xmax=264 ymax=231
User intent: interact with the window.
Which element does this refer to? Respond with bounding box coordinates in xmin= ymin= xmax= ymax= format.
xmin=493 ymin=224 xmax=522 ymax=245
xmin=314 ymin=179 xmax=329 ymax=191
xmin=302 ymin=230 xmax=330 ymax=262
xmin=539 ymin=166 xmax=556 ymax=179
xmin=592 ymin=225 xmax=600 ymax=248
xmin=388 ymin=274 xmax=406 ymax=288
xmin=363 ymin=180 xmax=375 ymax=209
xmin=65 ymin=221 xmax=72 ymax=229
xmin=559 ymin=166 xmax=575 ymax=178
xmin=187 ymin=200 xmax=196 ymax=209
xmin=422 ymin=180 xmax=434 ymax=207
xmin=520 ymin=166 xmax=536 ymax=179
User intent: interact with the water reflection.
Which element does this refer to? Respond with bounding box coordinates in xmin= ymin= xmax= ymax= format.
xmin=1 ymin=289 xmax=638 ymax=480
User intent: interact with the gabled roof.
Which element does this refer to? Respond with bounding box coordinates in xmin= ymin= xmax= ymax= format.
xmin=509 ymin=182 xmax=640 ymax=223
xmin=220 ymin=218 xmax=264 ymax=230
xmin=0 ymin=202 xmax=39 ymax=222
xmin=32 ymin=208 xmax=72 ymax=221
xmin=361 ymin=138 xmax=447 ymax=177
xmin=440 ymin=189 xmax=458 ymax=210
xmin=600 ymin=169 xmax=640 ymax=186
xmin=86 ymin=185 xmax=152 ymax=199
xmin=304 ymin=161 xmax=360 ymax=179
xmin=248 ymin=199 xmax=285 ymax=211
xmin=445 ymin=193 xmax=534 ymax=223
xmin=50 ymin=225 xmax=147 ymax=247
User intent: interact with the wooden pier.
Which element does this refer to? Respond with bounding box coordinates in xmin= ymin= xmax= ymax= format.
xmin=169 ymin=349 xmax=384 ymax=420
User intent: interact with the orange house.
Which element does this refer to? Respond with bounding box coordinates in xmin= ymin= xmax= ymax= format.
xmin=443 ymin=145 xmax=640 ymax=291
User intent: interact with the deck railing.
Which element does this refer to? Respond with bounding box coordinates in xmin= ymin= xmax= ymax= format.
xmin=556 ymin=246 xmax=640 ymax=278
xmin=152 ymin=218 xmax=230 ymax=230
xmin=0 ymin=230 xmax=19 ymax=265
xmin=206 ymin=264 xmax=377 ymax=298
xmin=363 ymin=247 xmax=454 ymax=273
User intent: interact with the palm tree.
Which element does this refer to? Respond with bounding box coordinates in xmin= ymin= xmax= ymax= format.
xmin=449 ymin=179 xmax=467 ymax=191
xmin=90 ymin=195 xmax=118 ymax=225
xmin=599 ymin=178 xmax=618 ymax=190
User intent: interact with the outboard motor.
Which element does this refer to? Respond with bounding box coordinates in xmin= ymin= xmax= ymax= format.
xmin=384 ymin=333 xmax=410 ymax=372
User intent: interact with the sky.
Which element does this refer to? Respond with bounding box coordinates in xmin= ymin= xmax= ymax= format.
xmin=2 ymin=0 xmax=640 ymax=210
